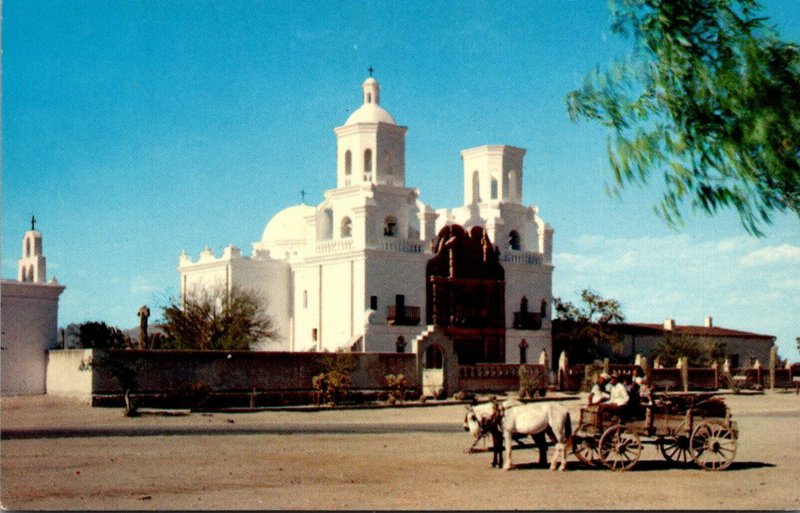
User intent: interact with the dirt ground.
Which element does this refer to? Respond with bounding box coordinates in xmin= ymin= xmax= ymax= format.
xmin=1 ymin=392 xmax=798 ymax=510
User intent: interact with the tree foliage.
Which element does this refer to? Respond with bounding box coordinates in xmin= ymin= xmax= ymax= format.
xmin=161 ymin=286 xmax=276 ymax=350
xmin=552 ymin=289 xmax=625 ymax=364
xmin=65 ymin=321 xmax=129 ymax=349
xmin=567 ymin=0 xmax=800 ymax=235
xmin=652 ymin=333 xmax=726 ymax=367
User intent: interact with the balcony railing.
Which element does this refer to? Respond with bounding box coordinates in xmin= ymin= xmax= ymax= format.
xmin=314 ymin=237 xmax=426 ymax=255
xmin=500 ymin=251 xmax=545 ymax=265
xmin=375 ymin=238 xmax=424 ymax=253
xmin=387 ymin=305 xmax=421 ymax=326
xmin=316 ymin=238 xmax=353 ymax=254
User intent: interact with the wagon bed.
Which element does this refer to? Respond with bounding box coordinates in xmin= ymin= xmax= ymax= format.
xmin=572 ymin=392 xmax=738 ymax=471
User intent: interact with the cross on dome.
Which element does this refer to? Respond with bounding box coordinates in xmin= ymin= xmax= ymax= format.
xmin=368 ymin=65 xmax=374 ymax=77
xmin=31 ymin=215 xmax=37 ymax=231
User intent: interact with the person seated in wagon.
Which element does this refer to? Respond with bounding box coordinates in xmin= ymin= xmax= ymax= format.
xmin=588 ymin=372 xmax=612 ymax=405
xmin=607 ymin=372 xmax=630 ymax=408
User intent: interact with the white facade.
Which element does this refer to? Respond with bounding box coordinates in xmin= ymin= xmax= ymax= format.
xmin=178 ymin=76 xmax=554 ymax=360
xmin=1 ymin=225 xmax=66 ymax=395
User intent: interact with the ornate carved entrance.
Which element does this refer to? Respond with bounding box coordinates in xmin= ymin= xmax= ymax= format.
xmin=425 ymin=224 xmax=506 ymax=364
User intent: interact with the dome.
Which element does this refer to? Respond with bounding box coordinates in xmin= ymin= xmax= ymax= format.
xmin=345 ymin=104 xmax=397 ymax=125
xmin=344 ymin=76 xmax=397 ymax=126
xmin=261 ymin=204 xmax=315 ymax=244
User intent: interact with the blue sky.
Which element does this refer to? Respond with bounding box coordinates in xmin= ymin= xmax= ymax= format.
xmin=3 ymin=0 xmax=799 ymax=359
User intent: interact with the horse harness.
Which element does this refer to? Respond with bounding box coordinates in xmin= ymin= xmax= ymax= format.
xmin=482 ymin=400 xmax=515 ymax=434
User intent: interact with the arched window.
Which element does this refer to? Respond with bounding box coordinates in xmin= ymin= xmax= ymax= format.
xmin=364 ymin=149 xmax=372 ymax=173
xmin=472 ymin=171 xmax=480 ymax=203
xmin=344 ymin=150 xmax=352 ymax=175
xmin=27 ymin=266 xmax=34 ymax=282
xmin=490 ymin=178 xmax=498 ymax=200
xmin=21 ymin=266 xmax=27 ymax=282
xmin=340 ymin=217 xmax=352 ymax=238
xmin=509 ymin=230 xmax=521 ymax=251
xmin=25 ymin=238 xmax=31 ymax=257
xmin=367 ymin=93 xmax=372 ymax=104
xmin=384 ymin=216 xmax=397 ymax=237
xmin=425 ymin=345 xmax=443 ymax=369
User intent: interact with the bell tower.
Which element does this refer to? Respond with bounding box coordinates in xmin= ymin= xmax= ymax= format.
xmin=461 ymin=145 xmax=526 ymax=205
xmin=18 ymin=215 xmax=47 ymax=284
xmin=334 ymin=74 xmax=408 ymax=188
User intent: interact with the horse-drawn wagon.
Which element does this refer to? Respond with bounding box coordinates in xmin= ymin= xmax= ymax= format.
xmin=572 ymin=392 xmax=738 ymax=471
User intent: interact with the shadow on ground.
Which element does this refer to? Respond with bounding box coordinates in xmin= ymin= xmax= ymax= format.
xmin=478 ymin=459 xmax=775 ymax=472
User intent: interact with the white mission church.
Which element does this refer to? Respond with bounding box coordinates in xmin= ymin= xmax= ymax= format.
xmin=177 ymin=75 xmax=554 ymax=363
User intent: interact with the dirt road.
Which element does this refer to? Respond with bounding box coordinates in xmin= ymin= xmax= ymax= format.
xmin=2 ymin=392 xmax=798 ymax=509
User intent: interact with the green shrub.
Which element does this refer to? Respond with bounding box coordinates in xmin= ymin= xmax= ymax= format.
xmin=312 ymin=370 xmax=352 ymax=406
xmin=519 ymin=365 xmax=547 ymax=399
xmin=385 ymin=373 xmax=408 ymax=402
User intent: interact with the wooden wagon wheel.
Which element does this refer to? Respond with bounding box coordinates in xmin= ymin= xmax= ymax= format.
xmin=599 ymin=424 xmax=642 ymax=471
xmin=689 ymin=420 xmax=737 ymax=470
xmin=659 ymin=434 xmax=692 ymax=464
xmin=659 ymin=420 xmax=692 ymax=465
xmin=572 ymin=423 xmax=601 ymax=466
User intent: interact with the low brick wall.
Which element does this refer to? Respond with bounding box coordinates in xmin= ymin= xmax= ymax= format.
xmin=731 ymin=367 xmax=765 ymax=388
xmin=560 ymin=365 xmax=586 ymax=391
xmin=650 ymin=368 xmax=682 ymax=391
xmin=687 ymin=368 xmax=718 ymax=390
xmin=457 ymin=364 xmax=545 ymax=393
xmin=772 ymin=369 xmax=793 ymax=388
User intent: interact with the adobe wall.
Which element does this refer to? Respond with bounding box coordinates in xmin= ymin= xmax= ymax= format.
xmin=47 ymin=349 xmax=417 ymax=401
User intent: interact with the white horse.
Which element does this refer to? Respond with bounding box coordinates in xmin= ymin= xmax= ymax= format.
xmin=464 ymin=400 xmax=549 ymax=468
xmin=498 ymin=402 xmax=572 ymax=471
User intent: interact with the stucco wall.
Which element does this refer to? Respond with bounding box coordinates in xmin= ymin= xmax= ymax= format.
xmin=1 ymin=281 xmax=64 ymax=396
xmin=505 ymin=329 xmax=550 ymax=365
xmin=231 ymin=258 xmax=292 ymax=351
xmin=179 ymin=255 xmax=293 ymax=351
xmin=362 ymin=324 xmax=427 ymax=353
xmin=46 ymin=349 xmax=94 ymax=402
xmin=622 ymin=333 xmax=773 ymax=366
xmin=364 ymin=251 xmax=427 ymax=326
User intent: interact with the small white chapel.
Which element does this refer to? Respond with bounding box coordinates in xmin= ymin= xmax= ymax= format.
xmin=1 ymin=219 xmax=66 ymax=395
xmin=178 ymin=75 xmax=554 ymax=363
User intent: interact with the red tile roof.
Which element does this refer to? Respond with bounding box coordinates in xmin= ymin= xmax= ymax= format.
xmin=615 ymin=322 xmax=775 ymax=340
